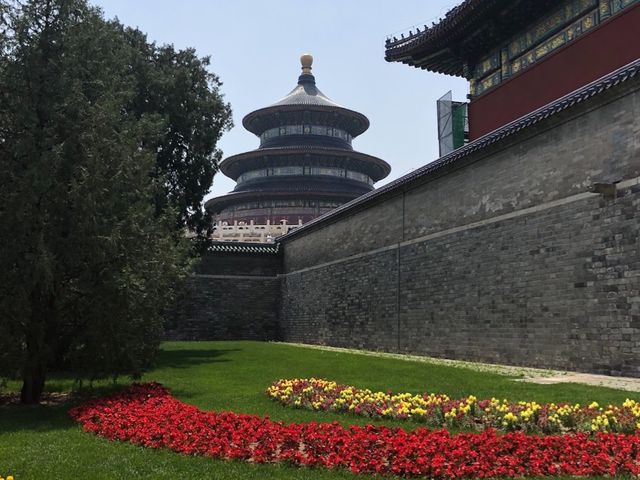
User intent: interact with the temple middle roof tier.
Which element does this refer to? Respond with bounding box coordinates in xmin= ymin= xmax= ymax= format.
xmin=231 ymin=176 xmax=374 ymax=195
xmin=219 ymin=145 xmax=391 ymax=182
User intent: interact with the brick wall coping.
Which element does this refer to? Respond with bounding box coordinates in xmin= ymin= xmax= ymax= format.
xmin=277 ymin=58 xmax=640 ymax=243
xmin=206 ymin=241 xmax=281 ymax=254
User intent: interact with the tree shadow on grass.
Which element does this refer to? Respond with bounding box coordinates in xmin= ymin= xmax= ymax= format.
xmin=0 ymin=377 xmax=141 ymax=434
xmin=0 ymin=402 xmax=76 ymax=434
xmin=0 ymin=348 xmax=241 ymax=433
xmin=154 ymin=347 xmax=240 ymax=370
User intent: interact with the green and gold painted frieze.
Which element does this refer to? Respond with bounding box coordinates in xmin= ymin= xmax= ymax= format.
xmin=471 ymin=0 xmax=638 ymax=96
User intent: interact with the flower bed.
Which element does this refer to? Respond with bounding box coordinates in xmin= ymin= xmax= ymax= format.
xmin=70 ymin=383 xmax=640 ymax=478
xmin=267 ymin=378 xmax=640 ymax=434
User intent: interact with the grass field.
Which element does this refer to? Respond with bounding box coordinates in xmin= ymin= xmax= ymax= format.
xmin=1 ymin=341 xmax=638 ymax=479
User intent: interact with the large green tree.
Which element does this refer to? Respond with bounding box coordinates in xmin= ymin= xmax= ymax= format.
xmin=122 ymin=28 xmax=233 ymax=241
xmin=0 ymin=0 xmax=229 ymax=403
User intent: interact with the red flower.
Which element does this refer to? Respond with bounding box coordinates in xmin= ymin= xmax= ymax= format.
xmin=70 ymin=383 xmax=640 ymax=478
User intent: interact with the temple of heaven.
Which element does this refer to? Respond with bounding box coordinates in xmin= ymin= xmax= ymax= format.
xmin=205 ymin=54 xmax=391 ymax=242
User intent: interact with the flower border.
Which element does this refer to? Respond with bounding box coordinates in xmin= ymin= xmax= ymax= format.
xmin=267 ymin=378 xmax=640 ymax=434
xmin=70 ymin=383 xmax=640 ymax=478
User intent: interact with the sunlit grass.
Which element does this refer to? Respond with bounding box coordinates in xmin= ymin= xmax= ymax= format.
xmin=1 ymin=341 xmax=637 ymax=479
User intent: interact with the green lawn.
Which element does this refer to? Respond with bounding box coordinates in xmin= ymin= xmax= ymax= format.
xmin=1 ymin=341 xmax=638 ymax=479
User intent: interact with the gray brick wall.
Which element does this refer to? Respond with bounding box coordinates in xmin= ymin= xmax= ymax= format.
xmin=281 ymin=249 xmax=400 ymax=350
xmin=279 ymin=78 xmax=640 ymax=376
xmin=402 ymin=99 xmax=639 ymax=242
xmin=165 ymin=252 xmax=281 ymax=340
xmin=397 ymin=187 xmax=640 ymax=375
xmin=283 ymin=194 xmax=404 ymax=273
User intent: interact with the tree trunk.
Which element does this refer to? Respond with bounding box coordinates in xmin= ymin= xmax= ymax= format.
xmin=21 ymin=284 xmax=53 ymax=404
xmin=21 ymin=317 xmax=47 ymax=404
xmin=20 ymin=360 xmax=46 ymax=404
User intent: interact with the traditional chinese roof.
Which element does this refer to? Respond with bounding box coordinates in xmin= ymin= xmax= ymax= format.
xmin=242 ymin=55 xmax=370 ymax=137
xmin=206 ymin=54 xmax=392 ymax=226
xmin=270 ymin=76 xmax=343 ymax=108
xmin=384 ymin=0 xmax=558 ymax=75
xmin=280 ymin=59 xmax=640 ymax=241
xmin=219 ymin=145 xmax=391 ymax=181
xmin=207 ymin=241 xmax=281 ymax=254
xmin=205 ymin=185 xmax=366 ymax=213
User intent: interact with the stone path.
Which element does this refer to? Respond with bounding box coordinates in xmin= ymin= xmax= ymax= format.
xmin=280 ymin=342 xmax=640 ymax=393
xmin=519 ymin=373 xmax=640 ymax=392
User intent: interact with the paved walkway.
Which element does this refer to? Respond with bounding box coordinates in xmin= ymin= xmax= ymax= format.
xmin=280 ymin=342 xmax=640 ymax=393
xmin=519 ymin=373 xmax=640 ymax=392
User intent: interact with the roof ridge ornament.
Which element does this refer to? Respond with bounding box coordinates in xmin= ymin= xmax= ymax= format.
xmin=298 ymin=53 xmax=315 ymax=86
xmin=300 ymin=53 xmax=313 ymax=75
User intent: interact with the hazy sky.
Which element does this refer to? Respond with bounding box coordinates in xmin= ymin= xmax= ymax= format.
xmin=92 ymin=1 xmax=469 ymax=200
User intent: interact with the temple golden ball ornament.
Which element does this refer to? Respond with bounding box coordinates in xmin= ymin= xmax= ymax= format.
xmin=300 ymin=53 xmax=313 ymax=74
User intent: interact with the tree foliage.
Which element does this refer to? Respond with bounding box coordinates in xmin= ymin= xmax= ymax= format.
xmin=0 ymin=0 xmax=229 ymax=403
xmin=122 ymin=28 xmax=233 ymax=241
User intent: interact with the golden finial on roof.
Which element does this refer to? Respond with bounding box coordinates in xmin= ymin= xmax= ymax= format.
xmin=300 ymin=53 xmax=313 ymax=75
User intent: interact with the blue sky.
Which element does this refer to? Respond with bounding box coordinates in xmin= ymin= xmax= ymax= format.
xmin=92 ymin=1 xmax=468 ymax=199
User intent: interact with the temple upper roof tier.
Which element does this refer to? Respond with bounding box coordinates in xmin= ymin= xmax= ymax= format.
xmin=270 ymin=75 xmax=342 ymax=108
xmin=242 ymin=54 xmax=370 ymax=137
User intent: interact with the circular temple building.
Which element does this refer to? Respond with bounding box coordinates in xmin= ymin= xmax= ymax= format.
xmin=205 ymin=54 xmax=391 ymax=242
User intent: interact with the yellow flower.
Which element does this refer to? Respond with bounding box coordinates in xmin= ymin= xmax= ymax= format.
xmin=503 ymin=412 xmax=518 ymax=423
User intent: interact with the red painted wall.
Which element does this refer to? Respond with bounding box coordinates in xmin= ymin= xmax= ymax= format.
xmin=469 ymin=5 xmax=640 ymax=140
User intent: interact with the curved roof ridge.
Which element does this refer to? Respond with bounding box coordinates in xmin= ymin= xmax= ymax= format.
xmin=269 ymin=79 xmax=345 ymax=108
